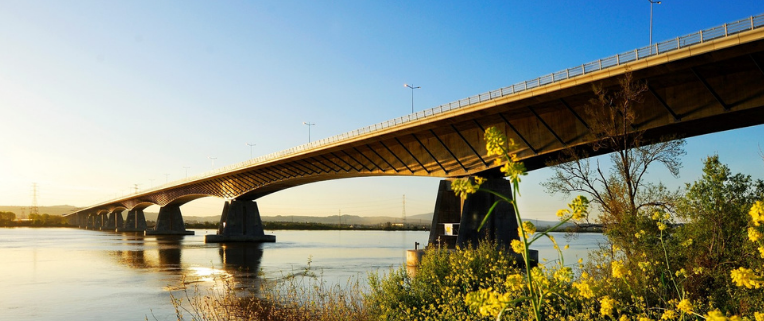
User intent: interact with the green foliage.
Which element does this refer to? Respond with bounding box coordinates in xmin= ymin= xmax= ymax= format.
xmin=28 ymin=213 xmax=68 ymax=226
xmin=672 ymin=155 xmax=764 ymax=314
xmin=0 ymin=211 xmax=15 ymax=224
xmin=365 ymin=242 xmax=521 ymax=320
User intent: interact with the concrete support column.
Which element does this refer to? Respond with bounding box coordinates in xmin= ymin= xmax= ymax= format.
xmin=145 ymin=205 xmax=194 ymax=235
xmin=97 ymin=213 xmax=106 ymax=229
xmin=205 ymin=199 xmax=275 ymax=243
xmin=118 ymin=209 xmax=147 ymax=232
xmin=427 ymin=180 xmax=462 ymax=248
xmin=86 ymin=214 xmax=95 ymax=229
xmin=456 ymin=178 xmax=518 ymax=248
xmin=104 ymin=210 xmax=122 ymax=230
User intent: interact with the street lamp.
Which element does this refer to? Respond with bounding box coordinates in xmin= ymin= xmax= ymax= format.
xmin=303 ymin=122 xmax=315 ymax=143
xmin=246 ymin=143 xmax=256 ymax=159
xmin=183 ymin=166 xmax=190 ymax=178
xmin=649 ymin=0 xmax=661 ymax=46
xmin=208 ymin=156 xmax=217 ymax=169
xmin=404 ymin=83 xmax=421 ymax=114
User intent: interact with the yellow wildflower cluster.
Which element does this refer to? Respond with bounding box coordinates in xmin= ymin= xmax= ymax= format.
xmin=510 ymin=239 xmax=524 ymax=254
xmin=484 ymin=127 xmax=508 ymax=157
xmin=483 ymin=127 xmax=527 ymax=185
xmin=600 ymin=296 xmax=616 ymax=317
xmin=556 ymin=195 xmax=590 ymax=222
xmin=660 ymin=309 xmax=677 ymax=320
xmin=731 ymin=200 xmax=764 ymax=291
xmin=518 ymin=221 xmax=536 ymax=239
xmin=750 ymin=227 xmax=763 ymax=242
xmin=464 ymin=288 xmax=512 ymax=317
xmin=611 ymin=260 xmax=630 ymax=279
xmin=451 ymin=176 xmax=485 ymax=200
xmin=751 ymin=201 xmax=764 ymax=226
xmin=676 ymin=298 xmax=693 ymax=314
xmin=730 ymin=267 xmax=762 ymax=289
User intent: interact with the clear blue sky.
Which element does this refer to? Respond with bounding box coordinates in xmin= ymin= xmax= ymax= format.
xmin=1 ymin=1 xmax=763 ymax=220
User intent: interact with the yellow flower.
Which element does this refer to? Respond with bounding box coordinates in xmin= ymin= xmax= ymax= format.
xmin=661 ymin=310 xmax=677 ymax=320
xmin=612 ymin=260 xmax=629 ymax=279
xmin=676 ymin=299 xmax=692 ymax=314
xmin=554 ymin=267 xmax=573 ymax=283
xmin=522 ymin=221 xmax=536 ymax=238
xmin=705 ymin=309 xmax=728 ymax=321
xmin=639 ymin=317 xmax=652 ymax=321
xmin=755 ymin=312 xmax=764 ymax=321
xmin=501 ymin=161 xmax=527 ymax=184
xmin=484 ymin=127 xmax=507 ymax=157
xmin=620 ymin=316 xmax=629 ymax=321
xmin=573 ymin=280 xmax=594 ymax=299
xmin=657 ymin=222 xmax=667 ymax=231
xmin=569 ymin=195 xmax=589 ymax=220
xmin=693 ymin=267 xmax=705 ymax=275
xmin=751 ymin=201 xmax=764 ymax=226
xmin=556 ymin=209 xmax=570 ymax=218
xmin=451 ymin=177 xmax=483 ymax=199
xmin=680 ymin=238 xmax=693 ymax=247
xmin=731 ymin=267 xmax=762 ymax=289
xmin=749 ymin=227 xmax=762 ymax=242
xmin=758 ymin=246 xmax=764 ymax=259
xmin=675 ymin=268 xmax=687 ymax=278
xmin=651 ymin=212 xmax=662 ymax=220
xmin=511 ymin=239 xmax=524 ymax=254
xmin=600 ymin=296 xmax=616 ymax=317
xmin=504 ymin=274 xmax=524 ymax=292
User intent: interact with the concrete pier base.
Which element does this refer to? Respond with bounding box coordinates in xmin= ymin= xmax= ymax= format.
xmin=205 ymin=199 xmax=275 ymax=243
xmin=456 ymin=178 xmax=519 ymax=248
xmin=427 ymin=180 xmax=461 ymax=248
xmin=117 ymin=209 xmax=148 ymax=232
xmin=145 ymin=205 xmax=194 ymax=236
xmin=426 ymin=178 xmax=521 ymax=249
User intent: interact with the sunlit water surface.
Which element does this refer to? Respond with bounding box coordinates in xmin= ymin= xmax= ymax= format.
xmin=0 ymin=227 xmax=605 ymax=320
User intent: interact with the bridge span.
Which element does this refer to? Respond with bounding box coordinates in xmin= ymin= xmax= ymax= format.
xmin=68 ymin=14 xmax=764 ymax=245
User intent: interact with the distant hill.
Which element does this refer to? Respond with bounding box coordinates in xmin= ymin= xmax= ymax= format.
xmin=0 ymin=205 xmax=78 ymax=217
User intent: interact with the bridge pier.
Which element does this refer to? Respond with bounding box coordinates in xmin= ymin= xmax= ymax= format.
xmin=118 ymin=209 xmax=147 ymax=232
xmin=85 ymin=214 xmax=95 ymax=229
xmin=104 ymin=210 xmax=123 ymax=231
xmin=145 ymin=205 xmax=194 ymax=235
xmin=428 ymin=178 xmax=529 ymax=249
xmin=205 ymin=199 xmax=275 ymax=243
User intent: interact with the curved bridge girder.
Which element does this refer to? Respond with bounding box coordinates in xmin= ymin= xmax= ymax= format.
xmin=69 ymin=28 xmax=764 ymax=218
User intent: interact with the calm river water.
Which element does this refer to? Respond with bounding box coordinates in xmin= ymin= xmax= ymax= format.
xmin=0 ymin=227 xmax=606 ymax=321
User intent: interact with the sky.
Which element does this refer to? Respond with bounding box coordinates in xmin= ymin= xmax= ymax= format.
xmin=1 ymin=1 xmax=764 ymax=221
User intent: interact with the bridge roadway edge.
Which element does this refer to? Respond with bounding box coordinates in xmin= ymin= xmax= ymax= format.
xmin=65 ymin=25 xmax=764 ymax=244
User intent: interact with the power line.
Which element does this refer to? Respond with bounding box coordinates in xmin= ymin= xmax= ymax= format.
xmin=30 ymin=183 xmax=39 ymax=216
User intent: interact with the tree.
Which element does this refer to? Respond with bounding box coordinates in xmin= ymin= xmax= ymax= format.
xmin=673 ymin=155 xmax=764 ymax=313
xmin=543 ymin=73 xmax=685 ymax=256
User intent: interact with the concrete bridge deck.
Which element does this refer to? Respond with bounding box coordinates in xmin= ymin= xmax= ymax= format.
xmin=67 ymin=14 xmax=764 ymax=244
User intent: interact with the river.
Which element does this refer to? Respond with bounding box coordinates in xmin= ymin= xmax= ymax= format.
xmin=0 ymin=227 xmax=606 ymax=320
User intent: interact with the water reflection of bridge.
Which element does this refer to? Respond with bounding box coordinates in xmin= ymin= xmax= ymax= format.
xmin=110 ymin=234 xmax=264 ymax=290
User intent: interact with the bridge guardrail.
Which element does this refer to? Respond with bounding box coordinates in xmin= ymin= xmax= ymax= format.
xmin=86 ymin=13 xmax=764 ymax=210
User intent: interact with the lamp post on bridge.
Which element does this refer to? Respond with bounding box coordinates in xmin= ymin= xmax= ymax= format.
xmin=404 ymin=83 xmax=421 ymax=114
xmin=246 ymin=143 xmax=256 ymax=159
xmin=303 ymin=122 xmax=315 ymax=143
xmin=649 ymin=0 xmax=661 ymax=47
xmin=183 ymin=166 xmax=190 ymax=178
xmin=208 ymin=156 xmax=217 ymax=170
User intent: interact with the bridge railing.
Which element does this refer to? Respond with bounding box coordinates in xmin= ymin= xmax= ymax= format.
xmin=87 ymin=13 xmax=764 ymax=210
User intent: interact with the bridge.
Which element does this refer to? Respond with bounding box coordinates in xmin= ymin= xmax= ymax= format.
xmin=67 ymin=14 xmax=764 ymax=245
